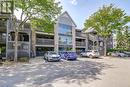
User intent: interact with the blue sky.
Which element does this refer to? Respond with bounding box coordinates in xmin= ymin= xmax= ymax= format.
xmin=57 ymin=0 xmax=130 ymax=29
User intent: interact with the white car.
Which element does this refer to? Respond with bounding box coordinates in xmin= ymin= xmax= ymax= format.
xmin=80 ymin=50 xmax=100 ymax=58
xmin=44 ymin=51 xmax=60 ymax=62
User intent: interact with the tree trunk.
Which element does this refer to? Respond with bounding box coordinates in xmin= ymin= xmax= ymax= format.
xmin=104 ymin=38 xmax=107 ymax=56
xmin=14 ymin=29 xmax=18 ymax=62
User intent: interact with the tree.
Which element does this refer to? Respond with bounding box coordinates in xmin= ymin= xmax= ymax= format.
xmin=30 ymin=18 xmax=54 ymax=33
xmin=116 ymin=26 xmax=130 ymax=50
xmin=116 ymin=28 xmax=124 ymax=49
xmin=84 ymin=4 xmax=128 ymax=56
xmin=13 ymin=0 xmax=62 ymax=62
xmin=124 ymin=26 xmax=130 ymax=49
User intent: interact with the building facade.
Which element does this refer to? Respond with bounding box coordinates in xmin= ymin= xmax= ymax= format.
xmin=0 ymin=11 xmax=113 ymax=58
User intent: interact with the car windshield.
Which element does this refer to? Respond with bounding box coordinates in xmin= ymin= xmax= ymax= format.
xmin=49 ymin=52 xmax=57 ymax=54
xmin=94 ymin=51 xmax=98 ymax=52
xmin=86 ymin=50 xmax=98 ymax=53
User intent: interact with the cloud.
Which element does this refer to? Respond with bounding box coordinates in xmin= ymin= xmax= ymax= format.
xmin=70 ymin=0 xmax=78 ymax=5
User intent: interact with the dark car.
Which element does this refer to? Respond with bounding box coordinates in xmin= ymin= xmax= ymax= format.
xmin=66 ymin=52 xmax=77 ymax=60
xmin=44 ymin=51 xmax=60 ymax=62
xmin=59 ymin=52 xmax=77 ymax=60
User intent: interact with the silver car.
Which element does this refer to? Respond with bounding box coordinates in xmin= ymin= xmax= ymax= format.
xmin=111 ymin=52 xmax=129 ymax=57
xmin=80 ymin=50 xmax=100 ymax=58
xmin=44 ymin=51 xmax=60 ymax=62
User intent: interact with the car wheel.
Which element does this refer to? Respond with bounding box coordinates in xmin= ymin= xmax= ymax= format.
xmin=47 ymin=58 xmax=50 ymax=62
xmin=89 ymin=55 xmax=93 ymax=58
xmin=80 ymin=54 xmax=83 ymax=57
xmin=118 ymin=55 xmax=121 ymax=57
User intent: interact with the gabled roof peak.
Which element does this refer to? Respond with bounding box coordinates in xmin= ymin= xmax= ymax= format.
xmin=57 ymin=11 xmax=77 ymax=27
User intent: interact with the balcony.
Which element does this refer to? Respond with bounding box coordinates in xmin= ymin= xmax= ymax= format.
xmin=0 ymin=37 xmax=6 ymax=44
xmin=9 ymin=22 xmax=31 ymax=32
xmin=76 ymin=41 xmax=86 ymax=46
xmin=88 ymin=34 xmax=98 ymax=41
xmin=8 ymin=41 xmax=29 ymax=50
xmin=0 ymin=21 xmax=6 ymax=29
xmin=76 ymin=32 xmax=86 ymax=38
xmin=36 ymin=38 xmax=54 ymax=46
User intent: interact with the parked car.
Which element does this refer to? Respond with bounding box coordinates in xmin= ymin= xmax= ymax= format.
xmin=59 ymin=52 xmax=77 ymax=60
xmin=118 ymin=52 xmax=129 ymax=57
xmin=111 ymin=52 xmax=129 ymax=57
xmin=66 ymin=52 xmax=77 ymax=60
xmin=80 ymin=50 xmax=100 ymax=58
xmin=111 ymin=52 xmax=119 ymax=57
xmin=44 ymin=51 xmax=60 ymax=62
xmin=123 ymin=51 xmax=130 ymax=57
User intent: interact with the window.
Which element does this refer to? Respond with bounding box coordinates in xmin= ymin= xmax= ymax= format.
xmin=58 ymin=23 xmax=72 ymax=35
xmin=18 ymin=33 xmax=29 ymax=42
xmin=59 ymin=35 xmax=72 ymax=45
xmin=18 ymin=43 xmax=29 ymax=50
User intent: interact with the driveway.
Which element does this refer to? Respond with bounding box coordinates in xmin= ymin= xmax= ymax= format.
xmin=0 ymin=57 xmax=130 ymax=87
xmin=82 ymin=57 xmax=130 ymax=87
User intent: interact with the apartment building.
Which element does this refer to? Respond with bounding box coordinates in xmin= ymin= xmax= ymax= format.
xmin=75 ymin=29 xmax=88 ymax=54
xmin=0 ymin=11 xmax=113 ymax=58
xmin=0 ymin=14 xmax=31 ymax=58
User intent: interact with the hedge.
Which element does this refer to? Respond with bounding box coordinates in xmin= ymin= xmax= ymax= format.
xmin=107 ymin=48 xmax=130 ymax=52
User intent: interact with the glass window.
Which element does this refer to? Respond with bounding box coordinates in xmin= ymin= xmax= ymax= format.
xmin=18 ymin=43 xmax=29 ymax=50
xmin=59 ymin=35 xmax=72 ymax=45
xmin=58 ymin=23 xmax=72 ymax=35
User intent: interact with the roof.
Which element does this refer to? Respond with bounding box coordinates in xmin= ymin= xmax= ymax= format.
xmin=57 ymin=11 xmax=77 ymax=27
xmin=85 ymin=28 xmax=97 ymax=34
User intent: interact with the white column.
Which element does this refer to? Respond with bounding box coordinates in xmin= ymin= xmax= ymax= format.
xmin=96 ymin=35 xmax=99 ymax=51
xmin=6 ymin=19 xmax=9 ymax=58
xmin=54 ymin=22 xmax=59 ymax=52
xmin=85 ymin=34 xmax=88 ymax=51
xmin=72 ymin=26 xmax=76 ymax=51
xmin=32 ymin=30 xmax=36 ymax=57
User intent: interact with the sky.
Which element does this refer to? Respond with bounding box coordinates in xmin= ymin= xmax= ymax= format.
xmin=56 ymin=0 xmax=130 ymax=29
xmin=14 ymin=0 xmax=130 ymax=29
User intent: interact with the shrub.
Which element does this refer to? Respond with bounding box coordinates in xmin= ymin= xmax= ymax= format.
xmin=107 ymin=48 xmax=130 ymax=53
xmin=3 ymin=61 xmax=14 ymax=66
xmin=18 ymin=57 xmax=29 ymax=62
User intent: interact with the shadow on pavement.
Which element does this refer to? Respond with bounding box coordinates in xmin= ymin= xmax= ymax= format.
xmin=0 ymin=59 xmax=114 ymax=87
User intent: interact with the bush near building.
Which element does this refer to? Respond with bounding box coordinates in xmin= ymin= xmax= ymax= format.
xmin=107 ymin=48 xmax=130 ymax=53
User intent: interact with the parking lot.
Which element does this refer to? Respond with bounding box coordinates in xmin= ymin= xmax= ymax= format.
xmin=0 ymin=57 xmax=130 ymax=87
